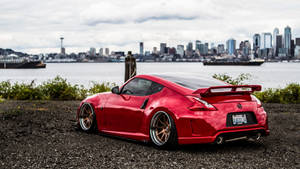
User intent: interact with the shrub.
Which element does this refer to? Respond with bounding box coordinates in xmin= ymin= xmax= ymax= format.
xmin=0 ymin=76 xmax=114 ymax=100
xmin=255 ymin=83 xmax=300 ymax=104
xmin=0 ymin=95 xmax=4 ymax=103
xmin=213 ymin=73 xmax=300 ymax=104
xmin=89 ymin=82 xmax=115 ymax=95
xmin=41 ymin=76 xmax=85 ymax=100
xmin=212 ymin=73 xmax=251 ymax=85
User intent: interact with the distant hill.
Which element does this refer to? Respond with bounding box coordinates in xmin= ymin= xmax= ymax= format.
xmin=0 ymin=48 xmax=29 ymax=57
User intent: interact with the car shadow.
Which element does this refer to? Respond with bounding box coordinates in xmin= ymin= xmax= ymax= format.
xmin=176 ymin=140 xmax=267 ymax=153
xmin=74 ymin=126 xmax=267 ymax=153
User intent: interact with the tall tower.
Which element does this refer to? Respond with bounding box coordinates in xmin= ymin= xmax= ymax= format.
xmin=273 ymin=28 xmax=279 ymax=55
xmin=284 ymin=26 xmax=292 ymax=56
xmin=139 ymin=42 xmax=144 ymax=56
xmin=60 ymin=37 xmax=65 ymax=55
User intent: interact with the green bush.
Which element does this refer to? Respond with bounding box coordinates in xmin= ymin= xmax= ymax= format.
xmin=0 ymin=76 xmax=114 ymax=100
xmin=213 ymin=73 xmax=300 ymax=104
xmin=89 ymin=82 xmax=115 ymax=95
xmin=0 ymin=95 xmax=4 ymax=103
xmin=212 ymin=73 xmax=251 ymax=85
xmin=254 ymin=83 xmax=300 ymax=104
xmin=41 ymin=76 xmax=80 ymax=100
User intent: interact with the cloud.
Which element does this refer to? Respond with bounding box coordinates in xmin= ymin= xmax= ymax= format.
xmin=0 ymin=0 xmax=299 ymax=54
xmin=79 ymin=0 xmax=220 ymax=26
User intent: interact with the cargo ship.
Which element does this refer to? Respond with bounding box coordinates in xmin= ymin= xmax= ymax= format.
xmin=0 ymin=58 xmax=46 ymax=69
xmin=203 ymin=59 xmax=264 ymax=66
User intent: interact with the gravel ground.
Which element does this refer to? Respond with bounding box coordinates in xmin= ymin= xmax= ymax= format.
xmin=0 ymin=101 xmax=299 ymax=169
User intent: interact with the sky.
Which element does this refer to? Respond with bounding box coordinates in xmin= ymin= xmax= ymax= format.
xmin=0 ymin=0 xmax=300 ymax=54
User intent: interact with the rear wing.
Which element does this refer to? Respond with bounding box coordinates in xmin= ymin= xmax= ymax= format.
xmin=193 ymin=85 xmax=262 ymax=97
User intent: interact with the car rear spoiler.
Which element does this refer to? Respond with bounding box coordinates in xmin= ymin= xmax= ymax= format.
xmin=193 ymin=85 xmax=262 ymax=97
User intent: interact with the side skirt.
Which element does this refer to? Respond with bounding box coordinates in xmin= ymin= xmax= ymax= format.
xmin=101 ymin=129 xmax=150 ymax=143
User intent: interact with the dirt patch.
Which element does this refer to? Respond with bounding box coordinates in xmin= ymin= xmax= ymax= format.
xmin=0 ymin=101 xmax=299 ymax=168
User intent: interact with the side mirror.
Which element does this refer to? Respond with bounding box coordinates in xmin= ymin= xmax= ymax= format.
xmin=111 ymin=86 xmax=120 ymax=94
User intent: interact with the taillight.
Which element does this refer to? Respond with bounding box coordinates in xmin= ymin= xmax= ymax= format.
xmin=251 ymin=95 xmax=262 ymax=107
xmin=186 ymin=96 xmax=217 ymax=111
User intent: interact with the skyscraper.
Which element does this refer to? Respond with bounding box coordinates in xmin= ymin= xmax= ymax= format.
xmin=139 ymin=42 xmax=144 ymax=56
xmin=253 ymin=34 xmax=261 ymax=49
xmin=261 ymin=33 xmax=272 ymax=49
xmin=89 ymin=47 xmax=96 ymax=57
xmin=284 ymin=26 xmax=292 ymax=55
xmin=99 ymin=48 xmax=104 ymax=56
xmin=273 ymin=28 xmax=279 ymax=55
xmin=153 ymin=47 xmax=158 ymax=54
xmin=176 ymin=45 xmax=184 ymax=57
xmin=186 ymin=42 xmax=193 ymax=57
xmin=105 ymin=48 xmax=110 ymax=56
xmin=60 ymin=37 xmax=66 ymax=55
xmin=296 ymin=38 xmax=300 ymax=46
xmin=195 ymin=40 xmax=201 ymax=52
xmin=276 ymin=35 xmax=283 ymax=56
xmin=217 ymin=44 xmax=225 ymax=54
xmin=160 ymin=43 xmax=167 ymax=54
xmin=226 ymin=38 xmax=236 ymax=56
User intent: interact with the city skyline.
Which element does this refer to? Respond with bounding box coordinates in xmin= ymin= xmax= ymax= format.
xmin=0 ymin=0 xmax=300 ymax=54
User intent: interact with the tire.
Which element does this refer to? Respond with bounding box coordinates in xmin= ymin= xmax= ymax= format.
xmin=149 ymin=111 xmax=178 ymax=148
xmin=78 ymin=103 xmax=97 ymax=132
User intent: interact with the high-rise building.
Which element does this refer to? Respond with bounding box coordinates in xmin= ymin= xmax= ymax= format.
xmin=261 ymin=33 xmax=272 ymax=49
xmin=276 ymin=35 xmax=283 ymax=56
xmin=99 ymin=48 xmax=104 ymax=56
xmin=60 ymin=37 xmax=66 ymax=55
xmin=253 ymin=34 xmax=261 ymax=57
xmin=217 ymin=44 xmax=225 ymax=54
xmin=168 ymin=47 xmax=176 ymax=55
xmin=260 ymin=33 xmax=272 ymax=58
xmin=153 ymin=47 xmax=158 ymax=54
xmin=284 ymin=26 xmax=292 ymax=55
xmin=253 ymin=34 xmax=261 ymax=49
xmin=195 ymin=40 xmax=201 ymax=51
xmin=186 ymin=42 xmax=193 ymax=57
xmin=139 ymin=42 xmax=144 ymax=56
xmin=160 ymin=43 xmax=167 ymax=54
xmin=295 ymin=38 xmax=300 ymax=46
xmin=89 ymin=47 xmax=96 ymax=57
xmin=239 ymin=40 xmax=251 ymax=58
xmin=291 ymin=40 xmax=295 ymax=57
xmin=226 ymin=38 xmax=236 ymax=55
xmin=105 ymin=48 xmax=110 ymax=56
xmin=204 ymin=43 xmax=209 ymax=55
xmin=176 ymin=45 xmax=184 ymax=57
xmin=273 ymin=28 xmax=279 ymax=55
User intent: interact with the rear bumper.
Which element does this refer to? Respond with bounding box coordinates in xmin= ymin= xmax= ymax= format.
xmin=178 ymin=127 xmax=269 ymax=145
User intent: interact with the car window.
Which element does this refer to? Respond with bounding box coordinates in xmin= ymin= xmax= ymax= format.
xmin=155 ymin=75 xmax=227 ymax=90
xmin=121 ymin=78 xmax=164 ymax=96
xmin=147 ymin=81 xmax=164 ymax=95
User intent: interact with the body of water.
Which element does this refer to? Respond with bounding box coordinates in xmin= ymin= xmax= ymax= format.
xmin=0 ymin=62 xmax=299 ymax=89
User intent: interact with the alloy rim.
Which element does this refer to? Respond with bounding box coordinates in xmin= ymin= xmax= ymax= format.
xmin=79 ymin=103 xmax=94 ymax=131
xmin=150 ymin=111 xmax=171 ymax=146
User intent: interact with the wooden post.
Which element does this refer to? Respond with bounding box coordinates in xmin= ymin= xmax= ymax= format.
xmin=125 ymin=51 xmax=136 ymax=82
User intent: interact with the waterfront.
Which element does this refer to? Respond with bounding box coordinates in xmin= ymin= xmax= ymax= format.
xmin=0 ymin=62 xmax=299 ymax=89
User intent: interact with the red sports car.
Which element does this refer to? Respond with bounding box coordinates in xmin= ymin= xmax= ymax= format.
xmin=77 ymin=74 xmax=269 ymax=147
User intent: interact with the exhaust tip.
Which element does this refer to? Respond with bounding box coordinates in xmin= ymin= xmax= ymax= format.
xmin=255 ymin=133 xmax=261 ymax=141
xmin=216 ymin=136 xmax=224 ymax=145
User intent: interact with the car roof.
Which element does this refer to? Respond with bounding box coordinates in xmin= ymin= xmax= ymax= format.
xmin=135 ymin=74 xmax=227 ymax=95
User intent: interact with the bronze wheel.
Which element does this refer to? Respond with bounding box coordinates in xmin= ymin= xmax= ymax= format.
xmin=79 ymin=103 xmax=95 ymax=131
xmin=150 ymin=111 xmax=175 ymax=146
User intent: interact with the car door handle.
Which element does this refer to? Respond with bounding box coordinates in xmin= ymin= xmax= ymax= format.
xmin=140 ymin=98 xmax=149 ymax=109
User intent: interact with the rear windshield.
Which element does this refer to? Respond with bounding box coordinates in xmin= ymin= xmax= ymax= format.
xmin=155 ymin=74 xmax=227 ymax=90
